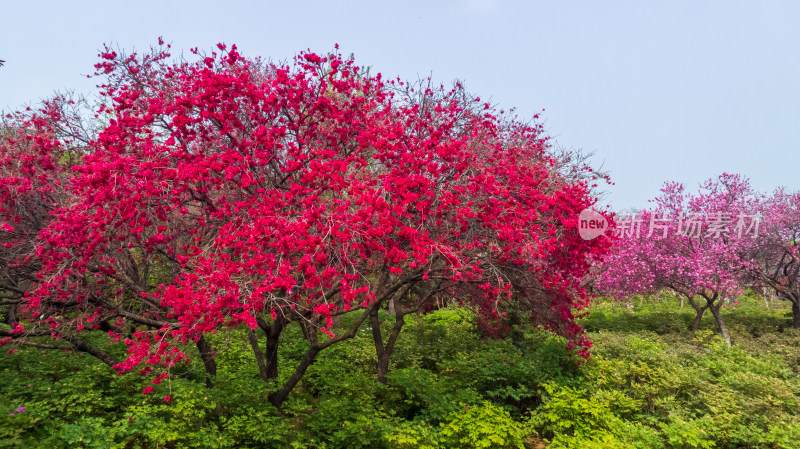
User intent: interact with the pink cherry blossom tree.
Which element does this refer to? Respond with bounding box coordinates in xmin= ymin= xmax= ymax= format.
xmin=599 ymin=174 xmax=758 ymax=345
xmin=744 ymin=189 xmax=800 ymax=327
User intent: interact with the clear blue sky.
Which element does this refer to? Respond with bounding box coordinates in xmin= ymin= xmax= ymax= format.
xmin=2 ymin=1 xmax=797 ymax=210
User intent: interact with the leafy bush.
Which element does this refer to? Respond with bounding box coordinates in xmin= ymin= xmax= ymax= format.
xmin=3 ymin=301 xmax=800 ymax=448
xmin=439 ymin=401 xmax=526 ymax=449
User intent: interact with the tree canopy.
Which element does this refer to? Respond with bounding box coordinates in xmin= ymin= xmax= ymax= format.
xmin=0 ymin=42 xmax=611 ymax=406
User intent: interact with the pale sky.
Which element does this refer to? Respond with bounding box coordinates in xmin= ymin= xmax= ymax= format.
xmin=2 ymin=1 xmax=798 ymax=210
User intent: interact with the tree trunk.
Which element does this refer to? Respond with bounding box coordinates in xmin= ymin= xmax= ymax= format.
xmin=370 ymin=308 xmax=406 ymax=383
xmin=248 ymin=320 xmax=284 ymax=382
xmin=6 ymin=303 xmax=18 ymax=324
xmin=264 ymin=321 xmax=282 ymax=379
xmin=370 ymin=310 xmax=388 ymax=382
xmin=248 ymin=329 xmax=270 ymax=382
xmin=266 ymin=301 xmax=381 ymax=409
xmin=264 ymin=280 xmax=411 ymax=409
xmin=692 ymin=307 xmax=706 ymax=331
xmin=196 ymin=336 xmax=217 ymax=388
xmin=791 ymin=299 xmax=800 ymax=329
xmin=687 ymin=296 xmax=707 ymax=331
xmin=268 ymin=345 xmax=320 ymax=408
xmin=707 ymin=303 xmax=732 ymax=347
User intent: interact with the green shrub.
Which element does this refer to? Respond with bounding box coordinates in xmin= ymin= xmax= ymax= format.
xmin=3 ymin=298 xmax=800 ymax=448
xmin=439 ymin=401 xmax=526 ymax=449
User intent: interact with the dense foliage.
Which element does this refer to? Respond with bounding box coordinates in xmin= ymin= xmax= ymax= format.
xmin=2 ymin=298 xmax=800 ymax=448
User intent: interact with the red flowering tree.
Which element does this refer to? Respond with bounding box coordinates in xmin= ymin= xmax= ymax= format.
xmin=0 ymin=98 xmax=121 ymax=363
xmin=365 ymin=79 xmax=613 ymax=382
xmin=599 ymin=174 xmax=758 ymax=345
xmin=2 ymin=42 xmax=611 ymax=407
